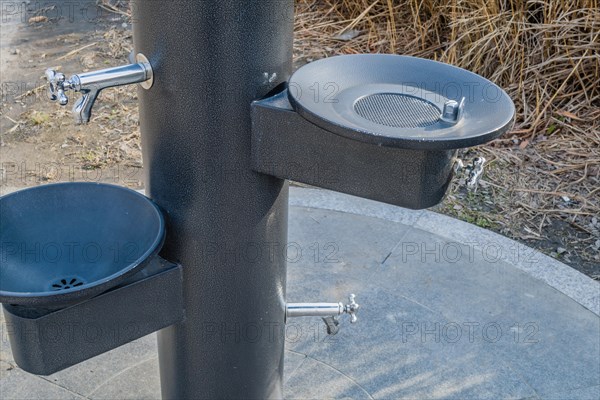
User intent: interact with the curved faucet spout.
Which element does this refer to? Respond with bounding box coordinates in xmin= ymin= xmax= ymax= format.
xmin=72 ymin=89 xmax=100 ymax=125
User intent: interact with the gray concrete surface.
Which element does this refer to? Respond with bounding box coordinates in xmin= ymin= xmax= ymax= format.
xmin=1 ymin=187 xmax=599 ymax=399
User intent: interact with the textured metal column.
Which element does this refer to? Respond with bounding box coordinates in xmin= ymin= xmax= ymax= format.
xmin=132 ymin=1 xmax=293 ymax=398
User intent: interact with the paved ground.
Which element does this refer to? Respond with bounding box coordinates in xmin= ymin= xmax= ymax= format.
xmin=1 ymin=187 xmax=599 ymax=399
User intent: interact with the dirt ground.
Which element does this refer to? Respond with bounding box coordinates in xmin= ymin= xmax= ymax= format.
xmin=1 ymin=3 xmax=598 ymax=279
xmin=1 ymin=6 xmax=143 ymax=190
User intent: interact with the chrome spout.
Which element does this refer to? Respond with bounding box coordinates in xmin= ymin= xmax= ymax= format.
xmin=45 ymin=53 xmax=153 ymax=124
xmin=286 ymin=294 xmax=360 ymax=335
xmin=286 ymin=302 xmax=345 ymax=318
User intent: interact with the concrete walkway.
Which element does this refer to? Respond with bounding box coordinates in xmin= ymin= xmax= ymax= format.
xmin=1 ymin=187 xmax=599 ymax=399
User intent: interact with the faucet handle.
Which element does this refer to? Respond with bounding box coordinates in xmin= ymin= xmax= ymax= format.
xmin=45 ymin=69 xmax=70 ymax=105
xmin=344 ymin=294 xmax=360 ymax=323
xmin=454 ymin=156 xmax=486 ymax=191
xmin=466 ymin=157 xmax=486 ymax=189
xmin=45 ymin=69 xmax=58 ymax=100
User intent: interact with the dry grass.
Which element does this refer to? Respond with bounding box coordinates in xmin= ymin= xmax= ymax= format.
xmin=295 ymin=0 xmax=599 ymax=134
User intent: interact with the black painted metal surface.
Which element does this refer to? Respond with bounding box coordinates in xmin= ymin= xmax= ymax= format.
xmin=252 ymin=91 xmax=456 ymax=209
xmin=132 ymin=1 xmax=293 ymax=398
xmin=0 ymin=182 xmax=165 ymax=308
xmin=288 ymin=54 xmax=515 ymax=150
xmin=2 ymin=258 xmax=184 ymax=375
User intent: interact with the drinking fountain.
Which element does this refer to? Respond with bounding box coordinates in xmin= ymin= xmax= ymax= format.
xmin=0 ymin=1 xmax=515 ymax=399
xmin=252 ymin=54 xmax=514 ymax=209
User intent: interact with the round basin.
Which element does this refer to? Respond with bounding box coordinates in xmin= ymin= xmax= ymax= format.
xmin=0 ymin=183 xmax=165 ymax=308
xmin=288 ymin=54 xmax=515 ymax=150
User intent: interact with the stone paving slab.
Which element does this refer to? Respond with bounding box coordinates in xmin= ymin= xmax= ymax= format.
xmin=1 ymin=188 xmax=599 ymax=399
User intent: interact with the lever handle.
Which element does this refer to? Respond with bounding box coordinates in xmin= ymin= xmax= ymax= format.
xmin=56 ymin=87 xmax=69 ymax=105
xmin=46 ymin=69 xmax=57 ymax=101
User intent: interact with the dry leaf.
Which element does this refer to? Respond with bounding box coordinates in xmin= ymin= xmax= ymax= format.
xmin=333 ymin=29 xmax=361 ymax=41
xmin=556 ymin=110 xmax=584 ymax=121
xmin=28 ymin=16 xmax=48 ymax=24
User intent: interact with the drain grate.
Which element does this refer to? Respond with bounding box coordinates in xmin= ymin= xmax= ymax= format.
xmin=51 ymin=277 xmax=85 ymax=291
xmin=354 ymin=93 xmax=440 ymax=128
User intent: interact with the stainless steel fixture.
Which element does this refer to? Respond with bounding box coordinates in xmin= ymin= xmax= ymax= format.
xmin=286 ymin=294 xmax=360 ymax=335
xmin=286 ymin=294 xmax=359 ymax=321
xmin=455 ymin=156 xmax=487 ymax=191
xmin=46 ymin=53 xmax=153 ymax=124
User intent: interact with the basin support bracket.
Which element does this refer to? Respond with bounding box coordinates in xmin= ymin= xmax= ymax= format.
xmin=2 ymin=258 xmax=185 ymax=376
xmin=251 ymin=90 xmax=457 ymax=210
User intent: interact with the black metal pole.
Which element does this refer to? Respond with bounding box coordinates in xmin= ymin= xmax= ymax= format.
xmin=132 ymin=1 xmax=294 ymax=398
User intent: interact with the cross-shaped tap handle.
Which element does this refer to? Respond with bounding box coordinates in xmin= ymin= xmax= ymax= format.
xmin=466 ymin=157 xmax=486 ymax=189
xmin=45 ymin=69 xmax=70 ymax=106
xmin=344 ymin=294 xmax=360 ymax=323
xmin=454 ymin=156 xmax=487 ymax=192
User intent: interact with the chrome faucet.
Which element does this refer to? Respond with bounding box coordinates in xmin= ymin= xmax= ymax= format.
xmin=286 ymin=294 xmax=360 ymax=335
xmin=454 ymin=156 xmax=487 ymax=191
xmin=45 ymin=53 xmax=153 ymax=124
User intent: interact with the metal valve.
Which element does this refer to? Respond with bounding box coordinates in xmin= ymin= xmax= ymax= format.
xmin=45 ymin=53 xmax=153 ymax=124
xmin=454 ymin=156 xmax=486 ymax=191
xmin=344 ymin=293 xmax=359 ymax=323
xmin=286 ymin=294 xmax=360 ymax=335
xmin=46 ymin=70 xmax=70 ymax=105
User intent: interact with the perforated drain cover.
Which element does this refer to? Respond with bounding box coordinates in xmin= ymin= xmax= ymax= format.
xmin=354 ymin=93 xmax=440 ymax=128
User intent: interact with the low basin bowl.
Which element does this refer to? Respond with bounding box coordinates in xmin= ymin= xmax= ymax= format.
xmin=0 ymin=183 xmax=165 ymax=308
xmin=288 ymin=54 xmax=515 ymax=150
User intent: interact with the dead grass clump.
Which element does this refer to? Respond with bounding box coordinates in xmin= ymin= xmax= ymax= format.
xmin=295 ymin=0 xmax=599 ymax=136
